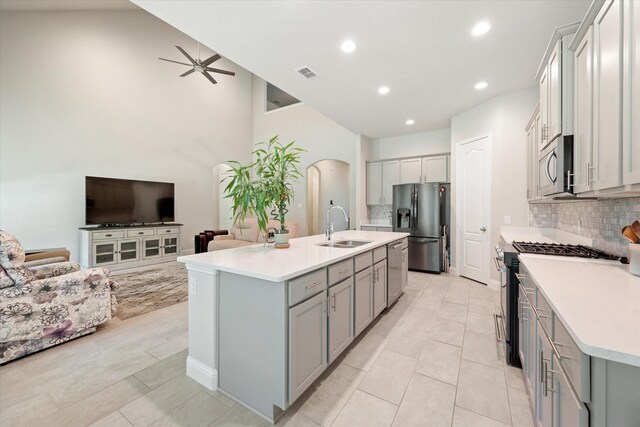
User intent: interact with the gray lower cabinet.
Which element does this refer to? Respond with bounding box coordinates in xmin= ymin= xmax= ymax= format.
xmin=328 ymin=277 xmax=354 ymax=363
xmin=553 ymin=353 xmax=589 ymax=427
xmin=373 ymin=259 xmax=387 ymax=317
xmin=537 ymin=320 xmax=553 ymax=427
xmin=354 ymin=266 xmax=374 ymax=336
xmin=289 ymin=292 xmax=327 ymax=403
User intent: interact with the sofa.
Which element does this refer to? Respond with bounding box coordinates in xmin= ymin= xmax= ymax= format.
xmin=0 ymin=230 xmax=118 ymax=364
xmin=208 ymin=218 xmax=300 ymax=251
xmin=194 ymin=229 xmax=229 ymax=254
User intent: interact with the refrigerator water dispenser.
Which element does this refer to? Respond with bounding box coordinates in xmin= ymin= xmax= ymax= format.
xmin=397 ymin=208 xmax=411 ymax=229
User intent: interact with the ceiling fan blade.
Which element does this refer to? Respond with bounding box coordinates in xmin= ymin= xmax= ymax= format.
xmin=159 ymin=57 xmax=192 ymax=66
xmin=175 ymin=46 xmax=197 ymax=65
xmin=202 ymin=71 xmax=217 ymax=85
xmin=205 ymin=67 xmax=236 ymax=76
xmin=200 ymin=54 xmax=221 ymax=67
xmin=180 ymin=68 xmax=196 ymax=77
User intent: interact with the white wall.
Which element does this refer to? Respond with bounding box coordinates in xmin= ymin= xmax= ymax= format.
xmin=251 ymin=76 xmax=357 ymax=236
xmin=311 ymin=159 xmax=350 ymax=233
xmin=369 ymin=128 xmax=451 ymax=161
xmin=450 ymin=88 xmax=538 ymax=283
xmin=0 ymin=10 xmax=253 ymax=260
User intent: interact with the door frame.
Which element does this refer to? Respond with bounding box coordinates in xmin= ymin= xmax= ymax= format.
xmin=455 ymin=134 xmax=492 ymax=286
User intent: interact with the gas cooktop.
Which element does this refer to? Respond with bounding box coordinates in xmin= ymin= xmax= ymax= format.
xmin=512 ymin=241 xmax=628 ymax=263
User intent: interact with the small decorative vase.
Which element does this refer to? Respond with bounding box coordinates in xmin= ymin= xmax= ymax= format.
xmin=274 ymin=229 xmax=290 ymax=249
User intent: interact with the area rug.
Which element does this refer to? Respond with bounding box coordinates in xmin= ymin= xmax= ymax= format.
xmin=113 ymin=264 xmax=188 ymax=320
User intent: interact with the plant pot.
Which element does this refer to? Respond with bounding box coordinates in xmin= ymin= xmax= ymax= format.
xmin=275 ymin=229 xmax=290 ymax=249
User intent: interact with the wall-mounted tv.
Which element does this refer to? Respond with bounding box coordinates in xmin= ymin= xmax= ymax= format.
xmin=85 ymin=176 xmax=175 ymax=225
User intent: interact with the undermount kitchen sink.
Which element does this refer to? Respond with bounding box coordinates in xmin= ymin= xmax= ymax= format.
xmin=316 ymin=240 xmax=372 ymax=248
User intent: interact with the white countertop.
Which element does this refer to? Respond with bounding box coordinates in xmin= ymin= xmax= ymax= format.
xmin=178 ymin=230 xmax=408 ymax=282
xmin=520 ymin=254 xmax=640 ymax=367
xmin=500 ymin=226 xmax=592 ymax=246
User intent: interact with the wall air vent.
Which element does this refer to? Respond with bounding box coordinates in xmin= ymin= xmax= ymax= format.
xmin=296 ymin=66 xmax=317 ymax=79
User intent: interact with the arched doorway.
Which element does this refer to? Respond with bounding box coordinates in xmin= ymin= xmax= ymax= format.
xmin=306 ymin=160 xmax=350 ymax=236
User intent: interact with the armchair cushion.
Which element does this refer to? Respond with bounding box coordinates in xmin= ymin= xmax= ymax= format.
xmin=30 ymin=262 xmax=81 ymax=280
xmin=213 ymin=235 xmax=236 ymax=241
xmin=0 ymin=231 xmax=33 ymax=288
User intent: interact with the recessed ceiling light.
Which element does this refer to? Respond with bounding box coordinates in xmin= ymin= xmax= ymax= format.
xmin=406 ymin=119 xmax=415 ymax=125
xmin=474 ymin=81 xmax=489 ymax=90
xmin=378 ymin=86 xmax=390 ymax=95
xmin=471 ymin=21 xmax=492 ymax=36
xmin=340 ymin=39 xmax=357 ymax=53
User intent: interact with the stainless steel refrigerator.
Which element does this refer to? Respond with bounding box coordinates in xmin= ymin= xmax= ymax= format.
xmin=392 ymin=183 xmax=450 ymax=273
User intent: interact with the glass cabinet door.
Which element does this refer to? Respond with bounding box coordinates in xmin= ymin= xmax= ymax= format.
xmin=118 ymin=240 xmax=139 ymax=263
xmin=93 ymin=242 xmax=117 ymax=266
xmin=162 ymin=237 xmax=179 ymax=255
xmin=143 ymin=238 xmax=161 ymax=259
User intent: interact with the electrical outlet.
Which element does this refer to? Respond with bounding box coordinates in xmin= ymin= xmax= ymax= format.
xmin=504 ymin=215 xmax=512 ymax=225
xmin=188 ymin=277 xmax=197 ymax=295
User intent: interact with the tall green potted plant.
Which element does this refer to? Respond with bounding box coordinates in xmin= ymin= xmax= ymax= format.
xmin=224 ymin=135 xmax=305 ymax=248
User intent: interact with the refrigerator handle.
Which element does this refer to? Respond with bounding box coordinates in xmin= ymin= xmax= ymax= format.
xmin=412 ymin=185 xmax=418 ymax=235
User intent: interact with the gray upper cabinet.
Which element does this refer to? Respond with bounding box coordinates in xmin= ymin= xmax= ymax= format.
xmin=623 ymin=0 xmax=640 ymax=185
xmin=288 ymin=291 xmax=327 ymax=403
xmin=328 ymin=277 xmax=354 ymax=364
xmin=366 ymin=160 xmax=398 ymax=205
xmin=573 ymin=26 xmax=594 ymax=194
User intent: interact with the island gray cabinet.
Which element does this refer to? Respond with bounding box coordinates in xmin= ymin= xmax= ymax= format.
xmin=354 ymin=251 xmax=374 ymax=337
xmin=373 ymin=259 xmax=387 ymax=317
xmin=328 ymin=277 xmax=354 ymax=364
xmin=289 ymin=291 xmax=328 ymax=402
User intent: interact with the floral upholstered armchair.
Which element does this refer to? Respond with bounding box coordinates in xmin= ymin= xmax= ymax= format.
xmin=0 ymin=230 xmax=118 ymax=364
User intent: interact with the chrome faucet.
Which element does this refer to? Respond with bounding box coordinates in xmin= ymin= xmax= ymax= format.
xmin=326 ymin=200 xmax=349 ymax=241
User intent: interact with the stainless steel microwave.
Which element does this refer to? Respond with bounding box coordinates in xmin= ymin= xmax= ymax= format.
xmin=538 ymin=136 xmax=573 ymax=197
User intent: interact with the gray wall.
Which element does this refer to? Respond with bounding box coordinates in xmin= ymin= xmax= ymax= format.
xmin=0 ymin=10 xmax=254 ymax=259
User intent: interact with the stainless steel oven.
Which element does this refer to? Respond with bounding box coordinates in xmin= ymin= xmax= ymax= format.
xmin=538 ymin=136 xmax=573 ymax=197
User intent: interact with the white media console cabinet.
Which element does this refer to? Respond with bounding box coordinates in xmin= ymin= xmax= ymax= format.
xmin=79 ymin=224 xmax=182 ymax=270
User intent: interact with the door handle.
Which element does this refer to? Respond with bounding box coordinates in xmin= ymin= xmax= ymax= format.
xmin=480 ymin=227 xmax=486 ymax=232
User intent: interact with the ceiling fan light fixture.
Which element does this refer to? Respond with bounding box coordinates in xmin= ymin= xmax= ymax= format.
xmin=378 ymin=86 xmax=390 ymax=95
xmin=340 ymin=39 xmax=357 ymax=53
xmin=471 ymin=21 xmax=492 ymax=36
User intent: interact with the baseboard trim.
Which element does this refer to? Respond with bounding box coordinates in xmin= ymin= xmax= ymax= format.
xmin=186 ymin=355 xmax=218 ymax=391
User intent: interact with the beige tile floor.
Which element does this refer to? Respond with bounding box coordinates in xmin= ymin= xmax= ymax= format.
xmin=0 ymin=272 xmax=536 ymax=427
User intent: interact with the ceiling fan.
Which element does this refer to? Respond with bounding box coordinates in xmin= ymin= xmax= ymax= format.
xmin=159 ymin=43 xmax=235 ymax=85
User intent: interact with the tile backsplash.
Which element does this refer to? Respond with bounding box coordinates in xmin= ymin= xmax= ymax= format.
xmin=529 ymin=198 xmax=640 ymax=257
xmin=367 ymin=205 xmax=393 ymax=222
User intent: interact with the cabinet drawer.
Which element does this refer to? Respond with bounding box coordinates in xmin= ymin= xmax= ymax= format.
xmin=373 ymin=246 xmax=386 ymax=264
xmin=92 ymin=230 xmax=124 ymax=240
xmin=536 ymin=291 xmax=553 ymax=336
xmin=288 ymin=268 xmax=327 ymax=307
xmin=127 ymin=229 xmax=155 ymax=238
xmin=328 ymin=259 xmax=353 ymax=286
xmin=354 ymin=251 xmax=373 ymax=273
xmin=157 ymin=227 xmax=180 ymax=235
xmin=553 ymin=316 xmax=590 ymax=402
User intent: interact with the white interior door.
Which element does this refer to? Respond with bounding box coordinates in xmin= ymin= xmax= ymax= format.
xmin=457 ymin=136 xmax=490 ymax=284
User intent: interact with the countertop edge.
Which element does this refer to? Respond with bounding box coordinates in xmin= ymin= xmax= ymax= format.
xmin=178 ymin=232 xmax=409 ymax=283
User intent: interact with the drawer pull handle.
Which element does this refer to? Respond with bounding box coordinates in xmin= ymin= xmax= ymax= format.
xmin=105 ymin=234 xmax=112 ymax=237
xmin=138 ymin=232 xmax=144 ymax=235
xmin=166 ymin=230 xmax=171 ymax=233
xmin=515 ymin=273 xmax=525 ymax=282
xmin=305 ymin=282 xmax=321 ymax=291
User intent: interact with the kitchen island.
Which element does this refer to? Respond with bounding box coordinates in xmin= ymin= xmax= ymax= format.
xmin=177 ymin=230 xmax=409 ymax=422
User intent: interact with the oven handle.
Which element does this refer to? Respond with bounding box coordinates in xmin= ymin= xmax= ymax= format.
xmin=494 ymin=256 xmax=505 ymax=272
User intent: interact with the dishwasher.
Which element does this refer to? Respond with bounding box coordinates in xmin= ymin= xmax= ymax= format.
xmin=387 ymin=238 xmax=408 ymax=306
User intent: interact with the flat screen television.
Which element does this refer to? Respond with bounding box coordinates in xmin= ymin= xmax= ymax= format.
xmin=85 ymin=176 xmax=175 ymax=225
